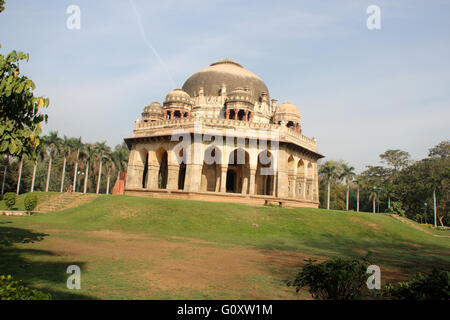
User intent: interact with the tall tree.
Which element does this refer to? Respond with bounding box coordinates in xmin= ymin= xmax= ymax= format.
xmin=369 ymin=188 xmax=379 ymax=213
xmin=94 ymin=141 xmax=111 ymax=194
xmin=319 ymin=161 xmax=340 ymax=210
xmin=340 ymin=163 xmax=355 ymax=211
xmin=59 ymin=136 xmax=72 ymax=192
xmin=379 ymin=149 xmax=411 ymax=171
xmin=1 ymin=39 xmax=49 ymax=160
xmin=70 ymin=137 xmax=83 ymax=192
xmin=428 ymin=140 xmax=450 ymax=159
xmin=82 ymin=144 xmax=95 ymax=194
xmin=42 ymin=131 xmax=61 ymax=192
xmin=15 ymin=155 xmax=23 ymax=195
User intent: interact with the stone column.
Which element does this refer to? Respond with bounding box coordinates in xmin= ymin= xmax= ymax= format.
xmin=234 ymin=108 xmax=238 ymax=120
xmin=167 ymin=164 xmax=180 ymax=190
xmin=146 ymin=163 xmax=159 ymax=189
xmin=277 ymin=170 xmax=289 ymax=198
xmin=225 ymin=109 xmax=230 ymax=120
xmin=244 ymin=110 xmax=248 ymax=121
xmin=249 ymin=168 xmax=256 ymax=195
xmin=170 ymin=110 xmax=175 ymax=119
xmin=163 ymin=110 xmax=167 ymax=120
xmin=185 ymin=164 xmax=202 ymax=192
xmin=289 ymin=175 xmax=296 ymax=198
xmin=125 ymin=164 xmax=142 ymax=189
xmin=220 ymin=165 xmax=227 ymax=192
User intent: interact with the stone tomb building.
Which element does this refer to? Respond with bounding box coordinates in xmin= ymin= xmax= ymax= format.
xmin=124 ymin=59 xmax=323 ymax=207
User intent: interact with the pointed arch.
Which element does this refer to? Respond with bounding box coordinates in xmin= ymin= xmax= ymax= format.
xmin=201 ymin=146 xmax=222 ymax=192
xmin=156 ymin=147 xmax=168 ymax=189
xmin=255 ymin=150 xmax=274 ymax=195
xmin=226 ymin=148 xmax=250 ymax=194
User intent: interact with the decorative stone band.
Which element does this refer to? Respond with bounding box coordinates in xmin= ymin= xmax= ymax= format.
xmin=132 ymin=117 xmax=319 ymax=153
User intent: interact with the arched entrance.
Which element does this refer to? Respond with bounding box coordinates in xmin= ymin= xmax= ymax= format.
xmin=226 ymin=148 xmax=250 ymax=194
xmin=226 ymin=170 xmax=236 ymax=192
xmin=296 ymin=159 xmax=305 ymax=198
xmin=140 ymin=150 xmax=148 ymax=188
xmin=201 ymin=147 xmax=221 ymax=192
xmin=177 ymin=149 xmax=186 ymax=190
xmin=156 ymin=148 xmax=168 ymax=189
xmin=255 ymin=150 xmax=274 ymax=195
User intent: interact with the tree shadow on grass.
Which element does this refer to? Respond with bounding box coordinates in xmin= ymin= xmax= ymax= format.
xmin=0 ymin=225 xmax=94 ymax=300
xmin=258 ymin=233 xmax=450 ymax=286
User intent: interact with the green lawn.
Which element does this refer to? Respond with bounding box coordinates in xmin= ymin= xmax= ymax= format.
xmin=1 ymin=193 xmax=449 ymax=299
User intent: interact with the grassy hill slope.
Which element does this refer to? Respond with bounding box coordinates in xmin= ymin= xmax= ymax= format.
xmin=1 ymin=192 xmax=449 ymax=299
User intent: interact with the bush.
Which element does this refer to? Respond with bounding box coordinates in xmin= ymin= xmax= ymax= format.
xmin=383 ymin=269 xmax=449 ymax=300
xmin=24 ymin=193 xmax=38 ymax=212
xmin=287 ymin=253 xmax=372 ymax=300
xmin=0 ymin=275 xmax=52 ymax=300
xmin=385 ymin=201 xmax=405 ymax=216
xmin=3 ymin=192 xmax=16 ymax=210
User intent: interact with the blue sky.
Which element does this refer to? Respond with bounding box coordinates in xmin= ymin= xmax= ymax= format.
xmin=1 ymin=0 xmax=449 ymax=172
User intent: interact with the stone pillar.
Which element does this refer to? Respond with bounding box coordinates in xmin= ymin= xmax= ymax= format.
xmin=163 ymin=110 xmax=167 ymax=120
xmin=289 ymin=175 xmax=296 ymax=198
xmin=249 ymin=168 xmax=256 ymax=195
xmin=170 ymin=110 xmax=175 ymax=119
xmin=277 ymin=170 xmax=289 ymax=198
xmin=167 ymin=164 xmax=179 ymax=190
xmin=225 ymin=109 xmax=230 ymax=120
xmin=185 ymin=164 xmax=202 ymax=192
xmin=125 ymin=164 xmax=143 ymax=189
xmin=146 ymin=163 xmax=159 ymax=189
xmin=244 ymin=110 xmax=249 ymax=121
xmin=249 ymin=112 xmax=253 ymax=122
xmin=220 ymin=165 xmax=227 ymax=192
xmin=234 ymin=108 xmax=238 ymax=120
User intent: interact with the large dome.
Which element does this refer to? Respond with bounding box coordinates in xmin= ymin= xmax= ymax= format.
xmin=182 ymin=59 xmax=270 ymax=102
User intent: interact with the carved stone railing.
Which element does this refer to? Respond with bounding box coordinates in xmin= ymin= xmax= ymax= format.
xmin=133 ymin=117 xmax=318 ymax=152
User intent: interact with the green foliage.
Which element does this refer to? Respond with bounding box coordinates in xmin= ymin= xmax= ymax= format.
xmin=287 ymin=254 xmax=373 ymax=300
xmin=0 ymin=275 xmax=51 ymax=300
xmin=383 ymin=269 xmax=449 ymax=300
xmin=379 ymin=149 xmax=411 ymax=171
xmin=0 ymin=0 xmax=4 ymax=13
xmin=0 ymin=46 xmax=49 ymax=160
xmin=385 ymin=201 xmax=405 ymax=216
xmin=24 ymin=193 xmax=37 ymax=211
xmin=3 ymin=192 xmax=16 ymax=209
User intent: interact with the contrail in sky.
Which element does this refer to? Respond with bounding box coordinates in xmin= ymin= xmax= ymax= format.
xmin=129 ymin=0 xmax=176 ymax=88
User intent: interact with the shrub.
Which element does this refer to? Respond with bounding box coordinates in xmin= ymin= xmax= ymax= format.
xmin=287 ymin=253 xmax=372 ymax=300
xmin=3 ymin=192 xmax=16 ymax=210
xmin=0 ymin=275 xmax=52 ymax=300
xmin=383 ymin=269 xmax=449 ymax=300
xmin=385 ymin=201 xmax=405 ymax=216
xmin=24 ymin=193 xmax=38 ymax=212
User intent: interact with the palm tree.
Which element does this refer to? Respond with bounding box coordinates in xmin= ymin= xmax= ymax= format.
xmin=59 ymin=136 xmax=72 ymax=192
xmin=42 ymin=131 xmax=62 ymax=192
xmin=94 ymin=142 xmax=111 ymax=194
xmin=70 ymin=137 xmax=83 ymax=192
xmin=82 ymin=144 xmax=95 ymax=194
xmin=369 ymin=188 xmax=379 ymax=213
xmin=340 ymin=164 xmax=355 ymax=211
xmin=319 ymin=161 xmax=339 ymax=210
xmin=111 ymin=143 xmax=129 ymax=173
xmin=111 ymin=143 xmax=129 ymax=192
xmin=1 ymin=155 xmax=12 ymax=195
xmin=354 ymin=176 xmax=362 ymax=213
xmin=31 ymin=145 xmax=46 ymax=192
xmin=105 ymin=157 xmax=114 ymax=194
xmin=16 ymin=155 xmax=23 ymax=195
